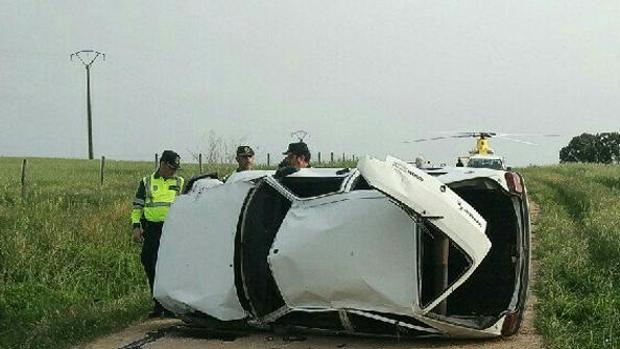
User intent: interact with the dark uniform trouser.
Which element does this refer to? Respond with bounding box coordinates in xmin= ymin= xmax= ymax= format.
xmin=141 ymin=221 xmax=164 ymax=312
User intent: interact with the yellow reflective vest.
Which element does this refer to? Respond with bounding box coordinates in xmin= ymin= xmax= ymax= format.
xmin=131 ymin=172 xmax=184 ymax=225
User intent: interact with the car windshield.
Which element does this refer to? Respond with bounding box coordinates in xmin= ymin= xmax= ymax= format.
xmin=467 ymin=158 xmax=503 ymax=170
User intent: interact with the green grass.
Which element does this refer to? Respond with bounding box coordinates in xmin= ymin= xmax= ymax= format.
xmin=0 ymin=157 xmax=239 ymax=349
xmin=0 ymin=156 xmax=356 ymax=349
xmin=520 ymin=163 xmax=620 ymax=349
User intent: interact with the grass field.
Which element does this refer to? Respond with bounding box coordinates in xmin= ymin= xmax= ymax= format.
xmin=2 ymin=157 xmax=619 ymax=349
xmin=520 ymin=164 xmax=620 ymax=349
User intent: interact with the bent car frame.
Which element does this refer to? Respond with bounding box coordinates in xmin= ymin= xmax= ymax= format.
xmin=153 ymin=156 xmax=530 ymax=338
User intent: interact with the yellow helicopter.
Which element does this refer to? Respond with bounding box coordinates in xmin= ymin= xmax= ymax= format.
xmin=405 ymin=131 xmax=558 ymax=170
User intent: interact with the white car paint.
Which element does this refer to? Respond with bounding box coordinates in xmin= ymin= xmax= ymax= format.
xmin=269 ymin=191 xmax=418 ymax=316
xmin=154 ymin=181 xmax=253 ymax=320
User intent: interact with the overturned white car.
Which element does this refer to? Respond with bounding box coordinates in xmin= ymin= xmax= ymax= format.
xmin=154 ymin=156 xmax=530 ymax=338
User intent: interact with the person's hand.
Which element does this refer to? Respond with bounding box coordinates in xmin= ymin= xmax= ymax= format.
xmin=132 ymin=227 xmax=143 ymax=242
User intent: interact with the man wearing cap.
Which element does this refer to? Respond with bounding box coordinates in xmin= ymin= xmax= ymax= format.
xmin=130 ymin=150 xmax=185 ymax=318
xmin=234 ymin=145 xmax=255 ymax=172
xmin=222 ymin=146 xmax=256 ymax=182
xmin=283 ymin=141 xmax=311 ymax=168
xmin=275 ymin=141 xmax=311 ymax=178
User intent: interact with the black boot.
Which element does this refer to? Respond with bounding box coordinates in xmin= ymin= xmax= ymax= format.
xmin=147 ymin=301 xmax=165 ymax=318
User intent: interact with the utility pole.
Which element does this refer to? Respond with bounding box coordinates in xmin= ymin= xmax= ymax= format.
xmin=71 ymin=50 xmax=105 ymax=160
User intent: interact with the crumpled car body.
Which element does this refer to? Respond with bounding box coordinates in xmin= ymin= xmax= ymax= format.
xmin=154 ymin=156 xmax=530 ymax=338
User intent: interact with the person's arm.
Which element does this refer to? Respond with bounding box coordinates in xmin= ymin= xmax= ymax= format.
xmin=179 ymin=176 xmax=185 ymax=193
xmin=274 ymin=166 xmax=299 ymax=179
xmin=130 ymin=179 xmax=146 ymax=242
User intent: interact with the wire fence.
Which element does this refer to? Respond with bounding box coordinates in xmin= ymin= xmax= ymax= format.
xmin=14 ymin=152 xmax=359 ymax=200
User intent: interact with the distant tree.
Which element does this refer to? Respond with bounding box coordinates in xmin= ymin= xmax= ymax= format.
xmin=559 ymin=132 xmax=620 ymax=164
xmin=599 ymin=132 xmax=620 ymax=164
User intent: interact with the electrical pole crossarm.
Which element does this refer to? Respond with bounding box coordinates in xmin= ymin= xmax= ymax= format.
xmin=71 ymin=50 xmax=106 ymax=67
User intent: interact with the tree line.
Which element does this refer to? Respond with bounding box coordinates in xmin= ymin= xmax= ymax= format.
xmin=560 ymin=132 xmax=620 ymax=164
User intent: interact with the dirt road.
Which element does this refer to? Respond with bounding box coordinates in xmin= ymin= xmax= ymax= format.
xmin=81 ymin=203 xmax=543 ymax=349
xmin=81 ymin=302 xmax=541 ymax=349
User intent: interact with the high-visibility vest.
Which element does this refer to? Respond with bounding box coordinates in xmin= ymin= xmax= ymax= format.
xmin=132 ymin=173 xmax=184 ymax=224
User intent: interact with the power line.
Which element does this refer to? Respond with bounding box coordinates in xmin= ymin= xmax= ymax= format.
xmin=70 ymin=49 xmax=106 ymax=160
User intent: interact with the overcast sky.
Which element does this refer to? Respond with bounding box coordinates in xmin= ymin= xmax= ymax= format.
xmin=1 ymin=1 xmax=619 ymax=166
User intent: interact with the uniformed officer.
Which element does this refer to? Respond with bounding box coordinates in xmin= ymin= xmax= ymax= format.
xmin=223 ymin=145 xmax=255 ymax=182
xmin=234 ymin=145 xmax=255 ymax=172
xmin=275 ymin=141 xmax=311 ymax=178
xmin=283 ymin=141 xmax=311 ymax=169
xmin=130 ymin=150 xmax=184 ymax=318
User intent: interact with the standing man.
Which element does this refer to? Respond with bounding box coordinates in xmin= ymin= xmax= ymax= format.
xmin=223 ymin=145 xmax=255 ymax=182
xmin=235 ymin=145 xmax=255 ymax=172
xmin=275 ymin=141 xmax=311 ymax=178
xmin=283 ymin=141 xmax=311 ymax=168
xmin=130 ymin=150 xmax=184 ymax=318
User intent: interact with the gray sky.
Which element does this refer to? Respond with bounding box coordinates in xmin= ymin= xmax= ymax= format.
xmin=1 ymin=1 xmax=619 ymax=166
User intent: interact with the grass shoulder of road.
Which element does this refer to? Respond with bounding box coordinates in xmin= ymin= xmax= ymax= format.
xmin=0 ymin=157 xmax=355 ymax=349
xmin=520 ymin=163 xmax=620 ymax=349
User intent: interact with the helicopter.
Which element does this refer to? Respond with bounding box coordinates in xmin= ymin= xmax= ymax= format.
xmin=404 ymin=131 xmax=559 ymax=170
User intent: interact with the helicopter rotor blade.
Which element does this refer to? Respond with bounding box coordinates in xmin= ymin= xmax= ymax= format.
xmin=403 ymin=136 xmax=448 ymax=143
xmin=403 ymin=130 xmax=560 ymax=144
xmin=494 ymin=132 xmax=561 ymax=138
xmin=494 ymin=135 xmax=538 ymax=145
xmin=432 ymin=131 xmax=498 ymax=138
xmin=403 ymin=135 xmax=473 ymax=143
xmin=427 ymin=131 xmax=560 ymax=139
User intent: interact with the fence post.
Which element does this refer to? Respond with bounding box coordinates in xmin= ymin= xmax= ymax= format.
xmin=342 ymin=153 xmax=345 ymax=162
xmin=199 ymin=153 xmax=203 ymax=173
xmin=21 ymin=159 xmax=28 ymax=200
xmin=99 ymin=156 xmax=105 ymax=185
xmin=154 ymin=153 xmax=159 ymax=168
xmin=318 ymin=152 xmax=321 ymax=164
xmin=267 ymin=153 xmax=271 ymax=166
xmin=330 ymin=152 xmax=334 ymax=163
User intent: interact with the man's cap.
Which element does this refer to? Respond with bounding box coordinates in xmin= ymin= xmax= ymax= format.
xmin=236 ymin=145 xmax=255 ymax=157
xmin=283 ymin=141 xmax=309 ymax=155
xmin=160 ymin=150 xmax=181 ymax=169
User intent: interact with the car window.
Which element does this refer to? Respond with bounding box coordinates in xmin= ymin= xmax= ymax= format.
xmin=467 ymin=158 xmax=503 ymax=170
xmin=278 ymin=176 xmax=346 ymax=198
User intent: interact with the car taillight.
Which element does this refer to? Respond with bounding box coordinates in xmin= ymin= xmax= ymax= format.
xmin=505 ymin=172 xmax=523 ymax=194
xmin=501 ymin=311 xmax=521 ymax=336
